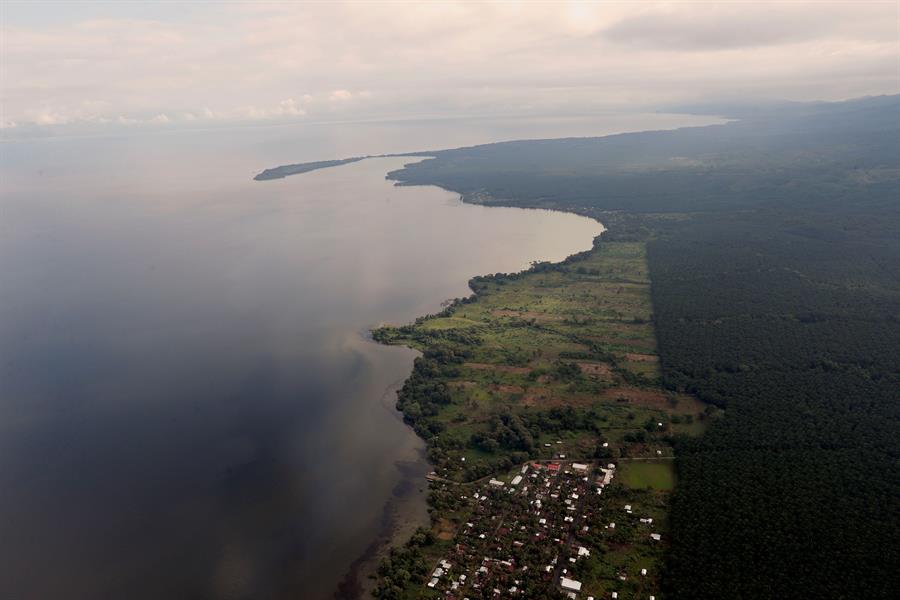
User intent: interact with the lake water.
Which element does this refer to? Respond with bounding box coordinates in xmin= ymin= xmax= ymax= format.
xmin=0 ymin=114 xmax=716 ymax=599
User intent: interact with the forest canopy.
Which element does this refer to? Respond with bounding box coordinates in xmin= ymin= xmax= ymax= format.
xmin=384 ymin=95 xmax=900 ymax=598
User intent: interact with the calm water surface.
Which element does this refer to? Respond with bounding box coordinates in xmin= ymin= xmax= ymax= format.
xmin=0 ymin=115 xmax=714 ymax=599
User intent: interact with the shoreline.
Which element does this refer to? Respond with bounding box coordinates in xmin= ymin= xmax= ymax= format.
xmin=337 ymin=222 xmax=606 ymax=600
xmin=334 ymin=375 xmax=431 ymax=600
xmin=331 ymin=214 xmax=605 ymax=600
xmin=254 ymin=158 xmax=604 ymax=600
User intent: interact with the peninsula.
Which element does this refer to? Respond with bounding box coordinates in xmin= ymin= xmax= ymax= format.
xmin=254 ymin=156 xmax=368 ymax=180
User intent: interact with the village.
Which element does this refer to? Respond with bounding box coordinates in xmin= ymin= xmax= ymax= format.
xmin=420 ymin=453 xmax=665 ymax=600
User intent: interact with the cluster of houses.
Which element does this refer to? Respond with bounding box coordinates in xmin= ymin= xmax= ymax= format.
xmin=421 ymin=461 xmax=603 ymax=598
xmin=422 ymin=458 xmax=665 ymax=599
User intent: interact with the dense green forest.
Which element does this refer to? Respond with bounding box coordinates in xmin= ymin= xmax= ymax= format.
xmin=383 ymin=96 xmax=900 ymax=598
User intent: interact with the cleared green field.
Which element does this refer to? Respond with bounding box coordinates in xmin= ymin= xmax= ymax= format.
xmin=419 ymin=316 xmax=481 ymax=330
xmin=620 ymin=460 xmax=676 ymax=491
xmin=374 ymin=240 xmax=710 ymax=474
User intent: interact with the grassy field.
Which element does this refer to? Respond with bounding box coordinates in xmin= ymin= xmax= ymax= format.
xmin=376 ymin=241 xmax=715 ymax=478
xmin=620 ymin=460 xmax=677 ymax=491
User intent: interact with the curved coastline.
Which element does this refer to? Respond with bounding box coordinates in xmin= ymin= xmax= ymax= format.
xmin=252 ymin=158 xmax=605 ymax=599
xmin=346 ymin=216 xmax=607 ymax=600
xmin=252 ymin=156 xmax=604 ymax=599
xmin=334 ymin=373 xmax=431 ymax=600
xmin=343 ymin=227 xmax=607 ymax=600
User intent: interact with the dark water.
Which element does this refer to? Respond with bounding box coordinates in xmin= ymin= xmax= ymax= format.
xmin=0 ymin=115 xmax=712 ymax=599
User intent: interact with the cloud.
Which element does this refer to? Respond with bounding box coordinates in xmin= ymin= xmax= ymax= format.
xmin=329 ymin=90 xmax=353 ymax=102
xmin=1 ymin=1 xmax=897 ymax=134
xmin=25 ymin=109 xmax=70 ymax=126
xmin=600 ymin=2 xmax=896 ymax=51
xmin=276 ymin=98 xmax=306 ymax=116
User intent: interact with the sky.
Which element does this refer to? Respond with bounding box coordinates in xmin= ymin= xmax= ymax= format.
xmin=1 ymin=0 xmax=898 ymax=135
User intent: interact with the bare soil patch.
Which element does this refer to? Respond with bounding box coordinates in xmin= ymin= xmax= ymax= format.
xmin=601 ymin=387 xmax=670 ymax=409
xmin=434 ymin=518 xmax=456 ymax=541
xmin=490 ymin=384 xmax=525 ymax=394
xmin=576 ymin=361 xmax=612 ymax=376
xmin=521 ymin=390 xmax=551 ymax=407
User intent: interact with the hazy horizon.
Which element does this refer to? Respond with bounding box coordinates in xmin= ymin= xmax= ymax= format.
xmin=2 ymin=1 xmax=897 ymax=138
